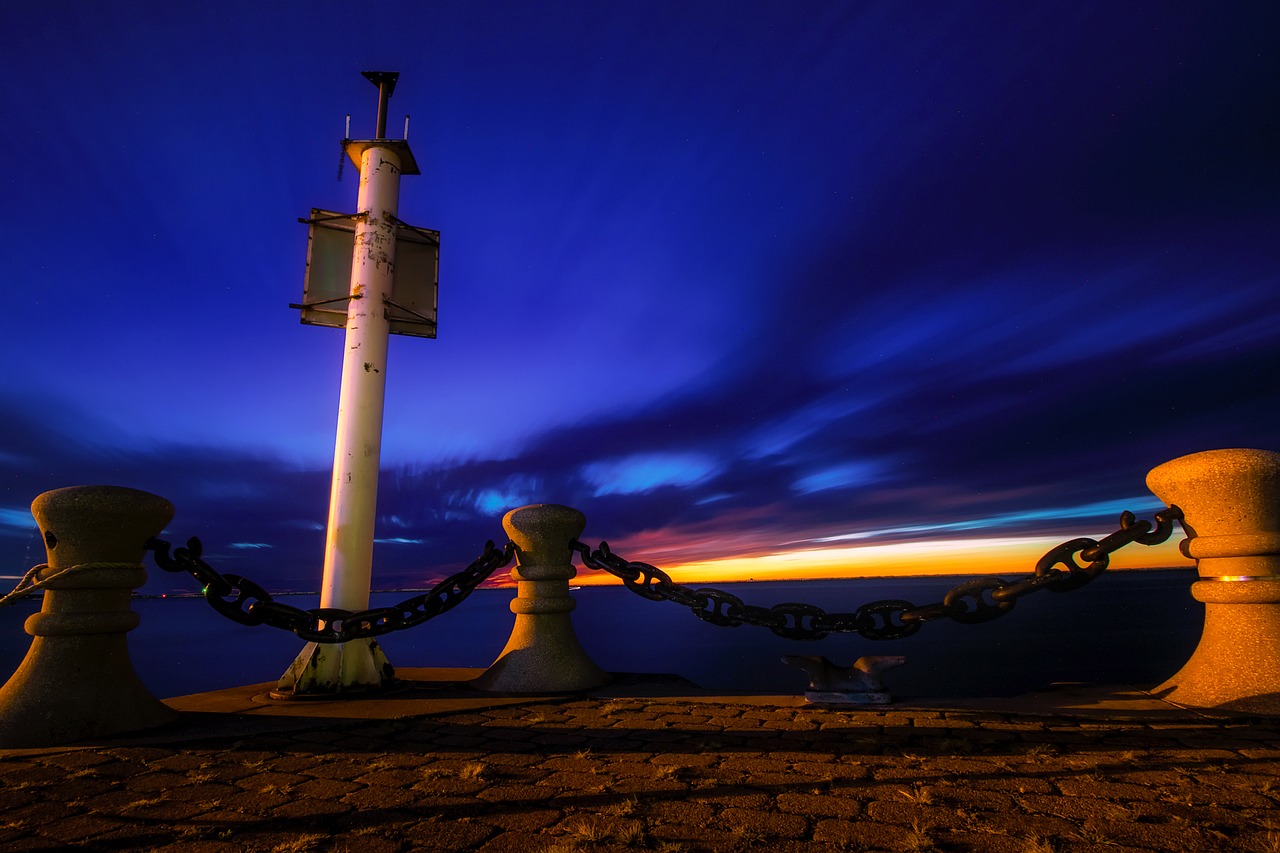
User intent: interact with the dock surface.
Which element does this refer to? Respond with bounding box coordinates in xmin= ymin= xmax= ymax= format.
xmin=2 ymin=669 xmax=1278 ymax=852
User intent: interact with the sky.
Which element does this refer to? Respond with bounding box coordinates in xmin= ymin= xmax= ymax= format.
xmin=2 ymin=1 xmax=1277 ymax=594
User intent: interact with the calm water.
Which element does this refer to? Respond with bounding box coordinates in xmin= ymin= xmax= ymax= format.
xmin=0 ymin=570 xmax=1202 ymax=700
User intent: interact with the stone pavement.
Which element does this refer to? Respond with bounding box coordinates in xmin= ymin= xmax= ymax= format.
xmin=3 ymin=670 xmax=1280 ymax=853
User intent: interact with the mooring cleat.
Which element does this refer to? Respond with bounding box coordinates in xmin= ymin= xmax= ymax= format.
xmin=782 ymin=653 xmax=907 ymax=705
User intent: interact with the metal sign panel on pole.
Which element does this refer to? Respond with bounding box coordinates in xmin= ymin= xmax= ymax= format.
xmin=297 ymin=209 xmax=439 ymax=338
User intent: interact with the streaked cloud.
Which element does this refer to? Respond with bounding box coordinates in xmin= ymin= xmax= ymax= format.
xmin=0 ymin=509 xmax=36 ymax=532
xmin=792 ymin=461 xmax=886 ymax=495
xmin=806 ymin=496 xmax=1169 ymax=545
xmin=581 ymin=453 xmax=720 ymax=497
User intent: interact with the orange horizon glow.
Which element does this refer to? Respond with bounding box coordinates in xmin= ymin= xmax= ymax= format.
xmin=566 ymin=534 xmax=1190 ymax=587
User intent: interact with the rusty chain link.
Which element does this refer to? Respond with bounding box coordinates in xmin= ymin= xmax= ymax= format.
xmin=146 ymin=537 xmax=515 ymax=643
xmin=571 ymin=506 xmax=1183 ymax=641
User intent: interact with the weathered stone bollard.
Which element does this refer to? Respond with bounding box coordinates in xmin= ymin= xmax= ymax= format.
xmin=473 ymin=504 xmax=609 ymax=693
xmin=1148 ymin=448 xmax=1280 ymax=713
xmin=0 ymin=486 xmax=179 ymax=747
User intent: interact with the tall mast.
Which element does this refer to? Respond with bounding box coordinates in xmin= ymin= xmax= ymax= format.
xmin=278 ymin=71 xmax=423 ymax=697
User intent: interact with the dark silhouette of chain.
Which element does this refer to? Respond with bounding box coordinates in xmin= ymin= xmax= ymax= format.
xmin=147 ymin=537 xmax=515 ymax=643
xmin=571 ymin=506 xmax=1183 ymax=641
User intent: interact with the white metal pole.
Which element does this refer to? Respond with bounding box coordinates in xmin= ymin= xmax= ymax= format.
xmin=278 ymin=71 xmax=417 ymax=697
xmin=277 ymin=143 xmax=402 ymax=696
xmin=321 ymin=144 xmax=402 ymax=612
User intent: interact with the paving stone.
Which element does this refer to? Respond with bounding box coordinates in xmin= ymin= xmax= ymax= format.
xmin=269 ymin=796 xmax=356 ymax=818
xmin=813 ymin=815 xmax=913 ymax=849
xmin=538 ymin=770 xmax=608 ymax=791
xmin=967 ymin=772 xmax=1056 ymax=794
xmin=0 ymin=788 xmax=39 ymax=812
xmin=165 ymin=778 xmax=241 ymax=799
xmin=409 ymin=793 xmax=486 ymax=811
xmin=776 ymin=790 xmax=861 ymax=818
xmin=143 ymin=841 xmax=240 ymax=853
xmin=476 ymin=782 xmax=557 ymax=802
xmin=476 ymin=829 xmax=554 ymax=852
xmin=325 ymin=833 xmax=402 ymax=853
xmin=188 ymin=806 xmax=254 ymax=824
xmin=870 ymin=762 xmax=969 ymax=782
xmin=687 ymin=785 xmax=773 ymax=808
xmin=301 ymin=758 xmax=375 ymax=780
xmin=864 ymin=799 xmax=965 ymax=829
xmin=792 ymin=759 xmax=868 ymax=780
xmin=355 ymin=767 xmax=429 ymax=788
xmin=647 ymin=818 xmax=743 ymax=847
xmin=77 ymin=790 xmax=151 ymax=815
xmin=1240 ymin=747 xmax=1280 ymax=758
xmin=928 ymin=828 xmax=1029 ymax=852
xmin=716 ymin=804 xmax=803 ymax=835
xmin=26 ymin=812 xmax=121 ymax=842
xmin=404 ymin=815 xmax=494 ymax=849
xmin=719 ymin=756 xmax=791 ymax=774
xmin=293 ymin=776 xmax=363 ymax=799
xmin=215 ymin=788 xmax=294 ymax=814
xmin=3 ymin=763 xmax=80 ymax=786
xmin=340 ymin=784 xmax=422 ymax=810
xmin=966 ymin=809 xmax=1084 ymax=839
xmin=184 ymin=762 xmax=259 ymax=783
xmin=35 ymin=751 xmax=116 ymax=771
xmin=473 ymin=806 xmax=562 ymax=832
xmin=605 ymin=776 xmax=687 ymax=796
xmin=413 ymin=776 xmax=491 ymax=796
xmin=1056 ymin=777 xmax=1174 ymax=802
xmin=641 ymin=798 xmax=716 ymax=824
xmin=115 ymin=798 xmax=211 ymax=821
xmin=125 ymin=769 xmax=197 ymax=793
xmin=1015 ymin=793 xmax=1135 ymax=822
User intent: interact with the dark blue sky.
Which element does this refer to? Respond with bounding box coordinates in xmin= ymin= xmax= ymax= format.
xmin=3 ymin=1 xmax=1277 ymax=591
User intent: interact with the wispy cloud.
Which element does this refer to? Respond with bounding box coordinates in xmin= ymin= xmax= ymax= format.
xmin=805 ymin=496 xmax=1169 ymax=545
xmin=581 ymin=452 xmax=720 ymax=497
xmin=0 ymin=509 xmax=35 ymax=532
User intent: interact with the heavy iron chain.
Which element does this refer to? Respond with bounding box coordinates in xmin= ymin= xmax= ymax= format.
xmin=570 ymin=506 xmax=1184 ymax=641
xmin=146 ymin=537 xmax=515 ymax=643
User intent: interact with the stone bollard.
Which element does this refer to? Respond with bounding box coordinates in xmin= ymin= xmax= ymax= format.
xmin=472 ymin=505 xmax=609 ymax=693
xmin=0 ymin=486 xmax=179 ymax=747
xmin=1147 ymin=448 xmax=1280 ymax=713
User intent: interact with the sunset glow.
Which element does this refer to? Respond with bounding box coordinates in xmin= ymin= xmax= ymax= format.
xmin=571 ymin=534 xmax=1189 ymax=586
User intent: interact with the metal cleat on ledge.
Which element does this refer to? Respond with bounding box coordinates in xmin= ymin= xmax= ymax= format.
xmin=783 ymin=653 xmax=907 ymax=705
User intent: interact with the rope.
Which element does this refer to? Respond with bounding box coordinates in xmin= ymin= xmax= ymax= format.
xmin=0 ymin=562 xmax=145 ymax=608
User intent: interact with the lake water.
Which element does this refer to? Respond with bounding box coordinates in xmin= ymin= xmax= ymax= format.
xmin=0 ymin=569 xmax=1203 ymax=700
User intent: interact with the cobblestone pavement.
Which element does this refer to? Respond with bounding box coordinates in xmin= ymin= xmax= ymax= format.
xmin=3 ymin=697 xmax=1280 ymax=853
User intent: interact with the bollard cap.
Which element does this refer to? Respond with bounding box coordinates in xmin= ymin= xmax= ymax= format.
xmin=31 ymin=486 xmax=175 ymax=569
xmin=502 ymin=504 xmax=586 ymax=567
xmin=1147 ymin=449 xmax=1280 ymax=560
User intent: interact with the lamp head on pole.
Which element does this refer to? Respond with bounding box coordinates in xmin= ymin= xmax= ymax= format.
xmin=361 ymin=70 xmax=400 ymax=139
xmin=337 ymin=71 xmax=420 ymax=175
